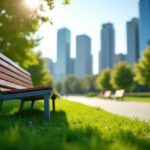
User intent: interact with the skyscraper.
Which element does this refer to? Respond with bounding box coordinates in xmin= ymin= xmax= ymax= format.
xmin=99 ymin=23 xmax=115 ymax=72
xmin=127 ymin=18 xmax=139 ymax=65
xmin=55 ymin=27 xmax=71 ymax=81
xmin=68 ymin=58 xmax=75 ymax=75
xmin=75 ymin=34 xmax=92 ymax=78
xmin=139 ymin=0 xmax=150 ymax=55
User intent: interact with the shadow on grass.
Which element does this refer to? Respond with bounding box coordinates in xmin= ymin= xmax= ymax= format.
xmin=0 ymin=107 xmax=150 ymax=149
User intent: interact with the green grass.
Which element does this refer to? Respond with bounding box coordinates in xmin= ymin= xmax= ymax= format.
xmin=0 ymin=99 xmax=150 ymax=150
xmin=124 ymin=93 xmax=150 ymax=102
xmin=124 ymin=96 xmax=150 ymax=102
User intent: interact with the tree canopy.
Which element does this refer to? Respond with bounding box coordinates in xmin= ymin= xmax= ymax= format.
xmin=0 ymin=0 xmax=69 ymax=68
xmin=81 ymin=74 xmax=97 ymax=93
xmin=111 ymin=62 xmax=134 ymax=90
xmin=63 ymin=75 xmax=81 ymax=94
xmin=95 ymin=68 xmax=112 ymax=91
xmin=134 ymin=46 xmax=150 ymax=86
xmin=27 ymin=51 xmax=52 ymax=86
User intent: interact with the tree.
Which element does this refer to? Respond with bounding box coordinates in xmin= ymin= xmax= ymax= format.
xmin=55 ymin=81 xmax=63 ymax=94
xmin=63 ymin=75 xmax=81 ymax=94
xmin=0 ymin=0 xmax=69 ymax=68
xmin=27 ymin=51 xmax=52 ymax=86
xmin=81 ymin=74 xmax=97 ymax=93
xmin=134 ymin=46 xmax=150 ymax=86
xmin=111 ymin=62 xmax=134 ymax=90
xmin=95 ymin=68 xmax=112 ymax=91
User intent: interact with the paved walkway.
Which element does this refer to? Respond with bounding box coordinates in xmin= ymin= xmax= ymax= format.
xmin=63 ymin=96 xmax=150 ymax=121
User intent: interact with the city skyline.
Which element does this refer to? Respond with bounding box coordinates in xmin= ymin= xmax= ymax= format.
xmin=37 ymin=0 xmax=138 ymax=74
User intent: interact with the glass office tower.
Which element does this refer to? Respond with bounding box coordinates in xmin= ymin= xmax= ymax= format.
xmin=139 ymin=0 xmax=150 ymax=55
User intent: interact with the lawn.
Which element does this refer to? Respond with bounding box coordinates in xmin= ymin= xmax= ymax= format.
xmin=124 ymin=96 xmax=150 ymax=102
xmin=124 ymin=93 xmax=150 ymax=102
xmin=0 ymin=99 xmax=150 ymax=150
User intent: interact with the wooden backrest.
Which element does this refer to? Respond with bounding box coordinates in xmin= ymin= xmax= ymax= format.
xmin=0 ymin=53 xmax=33 ymax=91
xmin=115 ymin=89 xmax=125 ymax=97
xmin=103 ymin=90 xmax=111 ymax=97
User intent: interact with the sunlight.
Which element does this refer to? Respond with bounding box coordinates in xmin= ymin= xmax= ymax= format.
xmin=26 ymin=0 xmax=40 ymax=10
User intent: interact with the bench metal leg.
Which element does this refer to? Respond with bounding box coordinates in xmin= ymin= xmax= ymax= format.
xmin=19 ymin=100 xmax=24 ymax=111
xmin=0 ymin=100 xmax=3 ymax=112
xmin=44 ymin=95 xmax=50 ymax=122
xmin=31 ymin=100 xmax=35 ymax=109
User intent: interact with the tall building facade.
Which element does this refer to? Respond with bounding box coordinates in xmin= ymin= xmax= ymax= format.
xmin=99 ymin=23 xmax=115 ymax=72
xmin=75 ymin=34 xmax=92 ymax=78
xmin=68 ymin=58 xmax=75 ymax=75
xmin=55 ymin=27 xmax=71 ymax=80
xmin=127 ymin=18 xmax=139 ymax=65
xmin=139 ymin=0 xmax=150 ymax=55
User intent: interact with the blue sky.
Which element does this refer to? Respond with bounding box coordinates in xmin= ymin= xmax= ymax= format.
xmin=37 ymin=0 xmax=139 ymax=74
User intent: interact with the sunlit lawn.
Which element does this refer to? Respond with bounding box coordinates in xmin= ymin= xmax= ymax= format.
xmin=0 ymin=99 xmax=150 ymax=150
xmin=124 ymin=93 xmax=150 ymax=102
xmin=124 ymin=96 xmax=150 ymax=102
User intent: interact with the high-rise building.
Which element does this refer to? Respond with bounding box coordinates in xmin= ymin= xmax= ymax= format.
xmin=75 ymin=34 xmax=92 ymax=78
xmin=139 ymin=0 xmax=150 ymax=55
xmin=127 ymin=18 xmax=139 ymax=65
xmin=68 ymin=58 xmax=75 ymax=75
xmin=55 ymin=27 xmax=71 ymax=81
xmin=99 ymin=23 xmax=115 ymax=72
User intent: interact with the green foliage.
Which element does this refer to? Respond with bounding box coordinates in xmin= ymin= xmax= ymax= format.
xmin=111 ymin=62 xmax=134 ymax=90
xmin=27 ymin=51 xmax=52 ymax=86
xmin=80 ymin=74 xmax=97 ymax=93
xmin=64 ymin=0 xmax=70 ymax=4
xmin=63 ymin=75 xmax=81 ymax=94
xmin=0 ymin=0 xmax=69 ymax=69
xmin=0 ymin=99 xmax=150 ymax=150
xmin=134 ymin=46 xmax=150 ymax=86
xmin=55 ymin=81 xmax=63 ymax=94
xmin=95 ymin=68 xmax=112 ymax=91
xmin=0 ymin=0 xmax=42 ymax=68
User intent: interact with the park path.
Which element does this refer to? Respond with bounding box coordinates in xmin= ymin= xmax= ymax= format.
xmin=63 ymin=96 xmax=150 ymax=121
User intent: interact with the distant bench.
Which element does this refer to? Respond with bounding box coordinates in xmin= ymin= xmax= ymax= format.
xmin=0 ymin=53 xmax=59 ymax=121
xmin=99 ymin=90 xmax=125 ymax=100
xmin=101 ymin=90 xmax=112 ymax=99
xmin=111 ymin=89 xmax=125 ymax=100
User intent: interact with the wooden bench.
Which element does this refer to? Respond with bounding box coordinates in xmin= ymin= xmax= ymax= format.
xmin=0 ymin=53 xmax=59 ymax=121
xmin=102 ymin=90 xmax=112 ymax=99
xmin=111 ymin=89 xmax=125 ymax=100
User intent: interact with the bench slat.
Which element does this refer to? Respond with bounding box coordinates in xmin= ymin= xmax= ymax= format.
xmin=0 ymin=87 xmax=10 ymax=92
xmin=0 ymin=79 xmax=26 ymax=90
xmin=0 ymin=59 xmax=31 ymax=81
xmin=0 ymin=72 xmax=32 ymax=88
xmin=0 ymin=66 xmax=32 ymax=85
xmin=0 ymin=53 xmax=30 ymax=76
